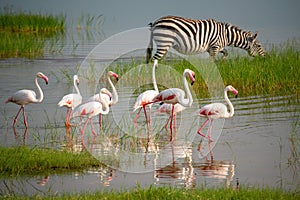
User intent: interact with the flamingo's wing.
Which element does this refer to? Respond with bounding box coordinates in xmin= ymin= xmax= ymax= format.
xmin=198 ymin=103 xmax=226 ymax=118
xmin=72 ymin=101 xmax=102 ymax=119
xmin=9 ymin=90 xmax=37 ymax=105
xmin=133 ymin=90 xmax=158 ymax=111
xmin=58 ymin=93 xmax=82 ymax=108
xmin=153 ymin=88 xmax=184 ymax=104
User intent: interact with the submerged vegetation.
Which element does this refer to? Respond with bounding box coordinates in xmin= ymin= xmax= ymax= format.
xmin=0 ymin=8 xmax=65 ymax=58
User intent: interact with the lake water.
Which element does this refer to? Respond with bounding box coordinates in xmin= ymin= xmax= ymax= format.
xmin=0 ymin=55 xmax=299 ymax=196
xmin=0 ymin=2 xmax=299 ymax=196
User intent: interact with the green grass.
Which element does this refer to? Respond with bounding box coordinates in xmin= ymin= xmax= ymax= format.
xmin=0 ymin=8 xmax=65 ymax=58
xmin=0 ymin=146 xmax=100 ymax=176
xmin=144 ymin=40 xmax=300 ymax=98
xmin=2 ymin=186 xmax=299 ymax=200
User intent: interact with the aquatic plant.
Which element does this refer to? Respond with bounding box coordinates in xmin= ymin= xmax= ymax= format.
xmin=0 ymin=146 xmax=100 ymax=176
xmin=0 ymin=7 xmax=65 ymax=58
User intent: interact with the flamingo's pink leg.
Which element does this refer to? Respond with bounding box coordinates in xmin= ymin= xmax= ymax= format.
xmin=99 ymin=114 xmax=103 ymax=128
xmin=143 ymin=105 xmax=152 ymax=140
xmin=89 ymin=118 xmax=97 ymax=137
xmin=169 ymin=104 xmax=175 ymax=141
xmin=13 ymin=106 xmax=23 ymax=127
xmin=207 ymin=119 xmax=214 ymax=142
xmin=81 ymin=118 xmax=89 ymax=136
xmin=134 ymin=108 xmax=142 ymax=124
xmin=65 ymin=109 xmax=71 ymax=127
xmin=143 ymin=106 xmax=149 ymax=124
xmin=22 ymin=106 xmax=28 ymax=128
xmin=165 ymin=115 xmax=172 ymax=129
xmin=173 ymin=114 xmax=177 ymax=131
xmin=197 ymin=119 xmax=210 ymax=138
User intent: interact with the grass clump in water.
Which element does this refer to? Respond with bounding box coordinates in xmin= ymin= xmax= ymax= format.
xmin=0 ymin=7 xmax=65 ymax=58
xmin=0 ymin=146 xmax=100 ymax=176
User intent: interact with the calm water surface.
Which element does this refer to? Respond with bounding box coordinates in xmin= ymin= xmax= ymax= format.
xmin=0 ymin=56 xmax=299 ymax=196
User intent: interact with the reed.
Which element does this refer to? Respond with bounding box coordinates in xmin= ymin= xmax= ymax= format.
xmin=0 ymin=7 xmax=65 ymax=33
xmin=0 ymin=8 xmax=65 ymax=58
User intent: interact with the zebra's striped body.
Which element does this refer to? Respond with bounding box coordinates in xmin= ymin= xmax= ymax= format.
xmin=146 ymin=16 xmax=265 ymax=62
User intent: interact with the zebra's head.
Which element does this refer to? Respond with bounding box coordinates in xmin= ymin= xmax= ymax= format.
xmin=247 ymin=32 xmax=266 ymax=57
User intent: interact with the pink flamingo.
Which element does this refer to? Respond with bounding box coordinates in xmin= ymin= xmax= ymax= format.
xmin=87 ymin=71 xmax=119 ymax=126
xmin=5 ymin=72 xmax=49 ymax=128
xmin=150 ymin=69 xmax=195 ymax=141
xmin=157 ymin=103 xmax=186 ymax=130
xmin=71 ymin=88 xmax=112 ymax=136
xmin=133 ymin=63 xmax=158 ymax=126
xmin=58 ymin=75 xmax=82 ymax=127
xmin=196 ymin=85 xmax=238 ymax=142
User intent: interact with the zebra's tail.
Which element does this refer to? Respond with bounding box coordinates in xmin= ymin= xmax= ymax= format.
xmin=146 ymin=22 xmax=153 ymax=63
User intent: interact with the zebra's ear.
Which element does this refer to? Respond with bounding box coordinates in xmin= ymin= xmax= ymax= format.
xmin=253 ymin=31 xmax=258 ymax=39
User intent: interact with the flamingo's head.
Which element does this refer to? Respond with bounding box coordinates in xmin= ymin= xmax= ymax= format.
xmin=37 ymin=72 xmax=49 ymax=85
xmin=100 ymin=88 xmax=112 ymax=100
xmin=226 ymin=85 xmax=238 ymax=98
xmin=184 ymin=69 xmax=195 ymax=85
xmin=108 ymin=71 xmax=119 ymax=81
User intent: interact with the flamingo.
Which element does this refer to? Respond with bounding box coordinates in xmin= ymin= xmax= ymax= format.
xmin=156 ymin=103 xmax=186 ymax=130
xmin=196 ymin=85 xmax=238 ymax=142
xmin=133 ymin=63 xmax=159 ymax=126
xmin=86 ymin=71 xmax=119 ymax=126
xmin=5 ymin=72 xmax=49 ymax=128
xmin=58 ymin=75 xmax=82 ymax=127
xmin=71 ymin=88 xmax=112 ymax=137
xmin=150 ymin=69 xmax=195 ymax=141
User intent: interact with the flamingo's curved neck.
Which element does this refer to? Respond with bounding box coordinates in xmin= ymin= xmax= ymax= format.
xmin=180 ymin=72 xmax=193 ymax=107
xmin=224 ymin=89 xmax=234 ymax=117
xmin=99 ymin=91 xmax=110 ymax=115
xmin=35 ymin=76 xmax=44 ymax=103
xmin=74 ymin=77 xmax=80 ymax=95
xmin=108 ymin=75 xmax=118 ymax=105
xmin=152 ymin=65 xmax=158 ymax=93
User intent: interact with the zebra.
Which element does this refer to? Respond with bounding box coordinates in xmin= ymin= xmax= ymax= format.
xmin=146 ymin=16 xmax=266 ymax=64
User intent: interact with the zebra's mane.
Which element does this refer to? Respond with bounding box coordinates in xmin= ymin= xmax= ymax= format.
xmin=220 ymin=21 xmax=250 ymax=34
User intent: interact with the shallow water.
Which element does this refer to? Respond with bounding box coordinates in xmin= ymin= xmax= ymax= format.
xmin=0 ymin=55 xmax=299 ymax=196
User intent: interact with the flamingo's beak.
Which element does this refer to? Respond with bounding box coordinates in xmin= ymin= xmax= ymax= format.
xmin=234 ymin=90 xmax=238 ymax=98
xmin=44 ymin=77 xmax=49 ymax=85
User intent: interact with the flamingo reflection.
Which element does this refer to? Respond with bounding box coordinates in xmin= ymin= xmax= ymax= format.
xmin=36 ymin=175 xmax=50 ymax=186
xmin=154 ymin=141 xmax=195 ymax=188
xmin=195 ymin=142 xmax=236 ymax=189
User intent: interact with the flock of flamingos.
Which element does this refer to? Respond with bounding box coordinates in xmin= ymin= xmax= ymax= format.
xmin=5 ymin=60 xmax=238 ymax=143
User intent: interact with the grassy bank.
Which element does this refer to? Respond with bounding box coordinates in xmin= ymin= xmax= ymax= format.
xmin=0 ymin=146 xmax=100 ymax=176
xmin=0 ymin=9 xmax=65 ymax=58
xmin=166 ymin=41 xmax=300 ymax=98
xmin=2 ymin=186 xmax=299 ymax=200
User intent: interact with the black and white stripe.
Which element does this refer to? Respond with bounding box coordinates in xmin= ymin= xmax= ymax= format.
xmin=146 ymin=16 xmax=266 ymax=62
